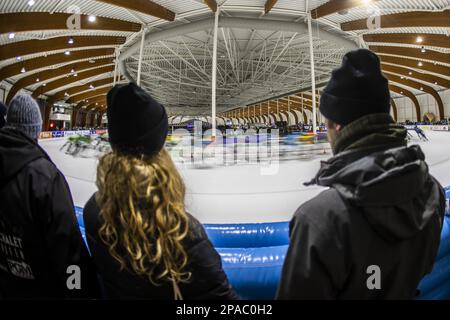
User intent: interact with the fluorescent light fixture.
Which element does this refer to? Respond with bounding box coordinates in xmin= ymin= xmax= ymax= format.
xmin=8 ymin=33 xmax=15 ymax=39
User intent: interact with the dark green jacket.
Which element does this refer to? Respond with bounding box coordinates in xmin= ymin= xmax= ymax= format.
xmin=277 ymin=114 xmax=445 ymax=300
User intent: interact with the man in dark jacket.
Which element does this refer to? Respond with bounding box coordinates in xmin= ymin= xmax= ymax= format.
xmin=0 ymin=95 xmax=98 ymax=299
xmin=277 ymin=49 xmax=445 ymax=300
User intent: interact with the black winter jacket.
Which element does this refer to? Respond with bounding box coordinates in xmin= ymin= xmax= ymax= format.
xmin=0 ymin=129 xmax=99 ymax=299
xmin=277 ymin=114 xmax=445 ymax=300
xmin=84 ymin=194 xmax=239 ymax=300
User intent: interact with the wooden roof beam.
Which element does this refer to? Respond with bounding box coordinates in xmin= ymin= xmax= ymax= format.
xmin=95 ymin=0 xmax=175 ymax=21
xmin=389 ymin=85 xmax=421 ymax=121
xmin=312 ymin=0 xmax=381 ymax=19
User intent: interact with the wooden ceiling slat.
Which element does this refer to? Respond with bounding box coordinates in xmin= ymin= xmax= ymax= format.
xmin=68 ymin=86 xmax=113 ymax=104
xmin=95 ymin=0 xmax=175 ymax=21
xmin=204 ymin=0 xmax=218 ymax=12
xmin=312 ymin=0 xmax=379 ymax=19
xmin=389 ymin=84 xmax=421 ymax=120
xmin=6 ymin=58 xmax=113 ymax=103
xmin=0 ymin=48 xmax=115 ymax=82
xmin=381 ymin=63 xmax=450 ymax=89
xmin=33 ymin=65 xmax=115 ymax=99
xmin=378 ymin=54 xmax=450 ymax=77
xmin=370 ymin=45 xmax=450 ymax=65
xmin=0 ymin=12 xmax=141 ymax=34
xmin=265 ymin=0 xmax=278 ymax=14
xmin=48 ymin=76 xmax=115 ymax=105
xmin=0 ymin=35 xmax=125 ymax=61
xmin=363 ymin=33 xmax=450 ymax=49
xmin=341 ymin=10 xmax=450 ymax=31
xmin=385 ymin=73 xmax=444 ymax=119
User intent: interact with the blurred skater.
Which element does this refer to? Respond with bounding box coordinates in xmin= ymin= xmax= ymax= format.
xmin=84 ymin=83 xmax=238 ymax=300
xmin=414 ymin=125 xmax=429 ymax=141
xmin=0 ymin=95 xmax=99 ymax=299
xmin=277 ymin=50 xmax=445 ymax=300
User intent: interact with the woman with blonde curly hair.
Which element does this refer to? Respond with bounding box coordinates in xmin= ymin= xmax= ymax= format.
xmin=83 ymin=83 xmax=237 ymax=300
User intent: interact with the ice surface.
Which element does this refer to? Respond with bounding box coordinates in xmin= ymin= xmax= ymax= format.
xmin=40 ymin=131 xmax=450 ymax=224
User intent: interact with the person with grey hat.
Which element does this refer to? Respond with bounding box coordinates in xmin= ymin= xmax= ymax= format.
xmin=0 ymin=95 xmax=99 ymax=299
xmin=0 ymin=102 xmax=6 ymax=129
xmin=277 ymin=49 xmax=445 ymax=300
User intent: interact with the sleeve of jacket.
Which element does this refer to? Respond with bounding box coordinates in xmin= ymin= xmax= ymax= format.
xmin=185 ymin=231 xmax=239 ymax=300
xmin=276 ymin=209 xmax=348 ymax=300
xmin=36 ymin=169 xmax=99 ymax=299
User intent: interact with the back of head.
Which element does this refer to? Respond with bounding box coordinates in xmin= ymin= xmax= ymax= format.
xmin=5 ymin=95 xmax=42 ymax=140
xmin=97 ymin=83 xmax=189 ymax=285
xmin=320 ymin=49 xmax=391 ymax=126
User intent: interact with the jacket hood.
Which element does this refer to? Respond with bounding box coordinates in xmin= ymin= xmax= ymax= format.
xmin=0 ymin=128 xmax=48 ymax=183
xmin=307 ymin=114 xmax=443 ymax=242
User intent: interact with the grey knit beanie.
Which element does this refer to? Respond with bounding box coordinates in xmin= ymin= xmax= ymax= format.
xmin=5 ymin=95 xmax=43 ymax=140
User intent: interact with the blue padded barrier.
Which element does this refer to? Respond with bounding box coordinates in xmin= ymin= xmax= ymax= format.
xmin=204 ymin=222 xmax=289 ymax=248
xmin=417 ymin=251 xmax=450 ymax=295
xmin=218 ymin=245 xmax=288 ymax=300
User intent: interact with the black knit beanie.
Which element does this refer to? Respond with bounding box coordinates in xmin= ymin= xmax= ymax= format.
xmin=319 ymin=49 xmax=391 ymax=126
xmin=107 ymin=83 xmax=168 ymax=156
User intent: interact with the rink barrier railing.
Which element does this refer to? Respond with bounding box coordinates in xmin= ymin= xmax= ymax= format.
xmin=74 ymin=187 xmax=450 ymax=300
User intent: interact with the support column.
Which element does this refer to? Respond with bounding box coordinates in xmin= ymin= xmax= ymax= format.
xmin=211 ymin=7 xmax=220 ymax=138
xmin=307 ymin=10 xmax=317 ymax=134
xmin=71 ymin=107 xmax=79 ymax=129
xmin=137 ymin=27 xmax=147 ymax=86
xmin=113 ymin=49 xmax=119 ymax=86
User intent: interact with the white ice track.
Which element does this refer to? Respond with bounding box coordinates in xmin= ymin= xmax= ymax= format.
xmin=40 ymin=131 xmax=450 ymax=224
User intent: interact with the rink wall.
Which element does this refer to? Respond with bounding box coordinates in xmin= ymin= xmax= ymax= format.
xmin=74 ymin=186 xmax=450 ymax=300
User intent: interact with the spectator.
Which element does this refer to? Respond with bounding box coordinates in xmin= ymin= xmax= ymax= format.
xmin=277 ymin=49 xmax=445 ymax=300
xmin=0 ymin=95 xmax=98 ymax=299
xmin=84 ymin=83 xmax=238 ymax=300
xmin=0 ymin=102 xmax=6 ymax=129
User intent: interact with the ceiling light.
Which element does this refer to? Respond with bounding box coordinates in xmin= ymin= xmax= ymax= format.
xmin=20 ymin=67 xmax=26 ymax=73
xmin=89 ymin=59 xmax=96 ymax=64
xmin=8 ymin=33 xmax=15 ymax=39
xmin=90 ymin=84 xmax=95 ymax=90
xmin=420 ymin=87 xmax=424 ymax=91
xmin=43 ymin=83 xmax=46 ymax=87
xmin=36 ymin=78 xmax=40 ymax=82
xmin=418 ymin=61 xmax=423 ymax=67
xmin=64 ymin=92 xmax=69 ymax=97
xmin=434 ymin=81 xmax=438 ymax=85
xmin=68 ymin=37 xmax=74 ymax=45
xmin=70 ymin=68 xmax=75 ymax=73
xmin=421 ymin=47 xmax=426 ymax=53
xmin=400 ymin=76 xmax=404 ymax=79
xmin=64 ymin=50 xmax=71 ymax=56
xmin=416 ymin=36 xmax=423 ymax=43
xmin=16 ymin=56 xmax=22 ymax=61
xmin=409 ymin=71 xmax=413 ymax=75
xmin=88 ymin=15 xmax=96 ymax=22
xmin=27 ymin=0 xmax=35 ymax=6
xmin=73 ymin=73 xmax=78 ymax=77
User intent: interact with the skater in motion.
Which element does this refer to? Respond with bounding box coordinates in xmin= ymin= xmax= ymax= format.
xmin=414 ymin=125 xmax=429 ymax=141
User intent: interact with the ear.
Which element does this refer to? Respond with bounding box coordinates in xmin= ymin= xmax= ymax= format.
xmin=335 ymin=124 xmax=343 ymax=132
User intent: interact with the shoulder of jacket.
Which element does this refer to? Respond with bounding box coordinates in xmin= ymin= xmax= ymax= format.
xmin=294 ymin=188 xmax=350 ymax=227
xmin=25 ymin=157 xmax=60 ymax=181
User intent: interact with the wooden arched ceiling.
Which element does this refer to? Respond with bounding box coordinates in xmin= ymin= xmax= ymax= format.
xmin=389 ymin=85 xmax=421 ymax=121
xmin=68 ymin=86 xmax=112 ymax=104
xmin=0 ymin=35 xmax=125 ymax=61
xmin=341 ymin=10 xmax=450 ymax=31
xmin=0 ymin=48 xmax=115 ymax=82
xmin=204 ymin=0 xmax=218 ymax=13
xmin=265 ymin=0 xmax=279 ymax=14
xmin=49 ymin=77 xmax=115 ymax=105
xmin=6 ymin=58 xmax=114 ymax=103
xmin=390 ymin=99 xmax=398 ymax=122
xmin=369 ymin=45 xmax=450 ymax=65
xmin=378 ymin=55 xmax=450 ymax=77
xmin=363 ymin=33 xmax=450 ymax=49
xmin=33 ymin=65 xmax=115 ymax=100
xmin=312 ymin=0 xmax=382 ymax=19
xmin=0 ymin=12 xmax=141 ymax=34
xmin=77 ymin=95 xmax=107 ymax=108
xmin=381 ymin=64 xmax=450 ymax=89
xmin=384 ymin=72 xmax=444 ymax=119
xmin=95 ymin=0 xmax=175 ymax=21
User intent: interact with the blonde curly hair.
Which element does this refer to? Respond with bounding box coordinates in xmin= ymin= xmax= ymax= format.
xmin=95 ymin=148 xmax=191 ymax=285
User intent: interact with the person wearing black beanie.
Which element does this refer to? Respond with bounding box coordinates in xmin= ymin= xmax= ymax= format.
xmin=277 ymin=49 xmax=445 ymax=300
xmin=83 ymin=83 xmax=238 ymax=300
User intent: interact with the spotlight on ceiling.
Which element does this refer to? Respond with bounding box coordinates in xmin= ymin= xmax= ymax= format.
xmin=28 ymin=0 xmax=35 ymax=6
xmin=68 ymin=37 xmax=74 ymax=45
xmin=88 ymin=15 xmax=96 ymax=22
xmin=421 ymin=47 xmax=426 ymax=53
xmin=16 ymin=56 xmax=22 ymax=61
xmin=8 ymin=33 xmax=15 ymax=39
xmin=416 ymin=36 xmax=423 ymax=43
xmin=418 ymin=61 xmax=423 ymax=67
xmin=64 ymin=50 xmax=71 ymax=56
xmin=21 ymin=67 xmax=26 ymax=73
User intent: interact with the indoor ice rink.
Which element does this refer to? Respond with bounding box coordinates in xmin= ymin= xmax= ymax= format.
xmin=1 ymin=0 xmax=450 ymax=302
